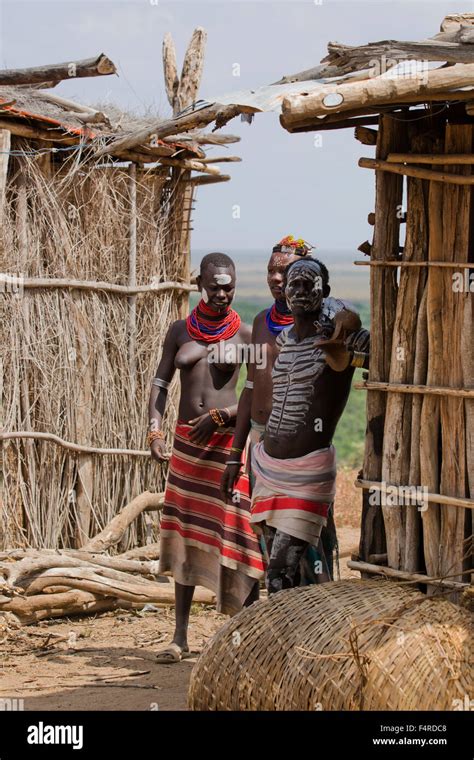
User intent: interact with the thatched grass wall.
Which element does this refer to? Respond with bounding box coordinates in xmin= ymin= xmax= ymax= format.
xmin=0 ymin=143 xmax=190 ymax=551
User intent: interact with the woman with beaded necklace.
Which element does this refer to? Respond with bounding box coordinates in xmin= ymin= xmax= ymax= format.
xmin=148 ymin=252 xmax=264 ymax=664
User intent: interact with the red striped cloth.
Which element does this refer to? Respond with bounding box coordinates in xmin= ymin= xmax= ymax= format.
xmin=159 ymin=422 xmax=264 ymax=615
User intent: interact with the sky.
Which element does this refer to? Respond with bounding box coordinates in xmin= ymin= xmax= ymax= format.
xmin=0 ymin=0 xmax=463 ymax=253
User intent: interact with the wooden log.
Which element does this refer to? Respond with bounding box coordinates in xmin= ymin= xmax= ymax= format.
xmin=71 ymin=295 xmax=94 ymax=548
xmin=162 ymin=32 xmax=180 ymax=114
xmin=354 ymin=260 xmax=472 ymax=268
xmin=0 ymin=275 xmax=197 ymax=295
xmin=188 ymin=174 xmax=231 ymax=186
xmin=0 ymin=129 xmax=10 ymax=221
xmin=0 ymin=431 xmax=155 ymax=457
xmin=119 ymin=543 xmax=160 ymax=561
xmin=461 ymin=296 xmax=474 ymax=585
xmin=359 ymin=157 xmax=474 ymax=186
xmin=439 ymin=124 xmax=472 ymax=592
xmin=199 ymin=155 xmax=241 ymax=164
xmin=381 ymin=126 xmax=430 ymax=571
xmin=322 ymin=37 xmax=474 ymax=74
xmin=357 ymin=241 xmax=372 ymax=256
xmin=0 ymin=589 xmax=138 ymax=624
xmin=0 ymin=54 xmax=116 ymax=86
xmin=281 ymin=64 xmax=474 ymax=122
xmin=387 ymin=152 xmax=474 ymax=165
xmin=82 ymin=492 xmax=165 ymax=553
xmin=406 ymin=287 xmax=428 ymax=575
xmin=420 ymin=176 xmax=444 ymax=587
xmin=128 ymin=163 xmax=137 ymax=397
xmin=157 ymin=157 xmax=220 ymax=175
xmin=359 ymin=115 xmax=407 ymax=564
xmin=347 ymin=560 xmax=469 ymax=591
xmin=355 ymin=382 xmax=474 ymax=398
xmin=162 ymin=132 xmax=240 ymax=145
xmin=177 ymin=27 xmax=207 ymax=113
xmin=354 ymin=126 xmax=378 ymax=145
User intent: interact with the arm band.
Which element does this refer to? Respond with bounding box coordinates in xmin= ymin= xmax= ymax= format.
xmin=152 ymin=377 xmax=170 ymax=390
xmin=244 ymin=380 xmax=254 ymax=390
xmin=351 ymin=351 xmax=367 ymax=368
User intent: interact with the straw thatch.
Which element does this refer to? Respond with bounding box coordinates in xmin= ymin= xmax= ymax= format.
xmin=188 ymin=579 xmax=472 ymax=711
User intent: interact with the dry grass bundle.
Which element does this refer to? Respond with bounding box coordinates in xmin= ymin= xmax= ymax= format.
xmin=0 ymin=145 xmax=188 ymax=550
xmin=188 ymin=579 xmax=472 ymax=711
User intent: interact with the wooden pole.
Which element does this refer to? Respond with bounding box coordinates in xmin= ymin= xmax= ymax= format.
xmin=438 ymin=124 xmax=472 ymax=594
xmin=381 ymin=125 xmax=430 ymax=571
xmin=128 ymin=163 xmax=137 ymax=397
xmin=0 ymin=54 xmax=116 ymax=86
xmin=0 ymin=129 xmax=10 ymax=221
xmin=358 ymin=115 xmax=407 ymax=564
xmin=387 ymin=153 xmax=474 ymax=165
xmin=359 ymin=157 xmax=474 ymax=185
xmin=346 ymin=560 xmax=470 ymax=591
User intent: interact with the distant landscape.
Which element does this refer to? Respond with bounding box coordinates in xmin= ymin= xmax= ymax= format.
xmin=191 ymin=249 xmax=370 ymax=467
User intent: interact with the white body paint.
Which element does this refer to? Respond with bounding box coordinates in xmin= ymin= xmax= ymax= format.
xmin=214 ymin=273 xmax=232 ymax=285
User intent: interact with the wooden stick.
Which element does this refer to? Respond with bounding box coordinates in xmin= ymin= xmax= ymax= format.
xmin=0 ymin=431 xmax=155 ymax=457
xmin=323 ymin=37 xmax=474 ymax=72
xmin=354 ymin=260 xmax=473 ymax=268
xmin=387 ymin=152 xmax=474 ymax=165
xmin=83 ymin=491 xmax=165 ymax=553
xmin=358 ymin=115 xmax=406 ymax=565
xmin=438 ymin=124 xmax=472 ymax=589
xmin=188 ymin=174 xmax=230 ymax=186
xmin=355 ymin=381 xmax=474 ymax=398
xmin=157 ymin=157 xmax=221 ymax=175
xmin=355 ymin=479 xmax=474 ymax=510
xmin=128 ymin=163 xmax=137 ymax=397
xmin=199 ymin=155 xmax=241 ymax=164
xmin=0 ymin=274 xmax=197 ymax=295
xmin=0 ymin=54 xmax=116 ymax=86
xmin=359 ymin=157 xmax=474 ymax=185
xmin=346 ymin=560 xmax=469 ymax=590
xmin=162 ymin=133 xmax=240 ymax=145
xmin=0 ymin=129 xmax=10 ymax=222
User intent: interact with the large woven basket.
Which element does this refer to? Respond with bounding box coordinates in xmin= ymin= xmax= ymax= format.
xmin=188 ymin=579 xmax=472 ymax=710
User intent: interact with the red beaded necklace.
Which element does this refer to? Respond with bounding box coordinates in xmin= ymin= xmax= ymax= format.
xmin=186 ymin=299 xmax=241 ymax=343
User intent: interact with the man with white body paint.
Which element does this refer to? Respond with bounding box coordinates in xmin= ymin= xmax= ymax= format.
xmin=246 ymin=256 xmax=369 ymax=594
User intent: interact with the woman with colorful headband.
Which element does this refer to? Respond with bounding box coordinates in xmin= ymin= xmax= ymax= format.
xmin=148 ymin=252 xmax=264 ymax=663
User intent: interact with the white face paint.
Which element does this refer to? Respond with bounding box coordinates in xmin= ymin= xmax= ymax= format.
xmin=201 ymin=289 xmax=209 ymax=303
xmin=214 ymin=274 xmax=232 ymax=285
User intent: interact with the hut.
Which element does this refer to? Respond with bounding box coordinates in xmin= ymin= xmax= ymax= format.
xmin=106 ymin=13 xmax=474 ymax=601
xmin=0 ymin=30 xmax=240 ymax=555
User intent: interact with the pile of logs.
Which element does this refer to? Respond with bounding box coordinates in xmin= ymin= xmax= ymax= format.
xmin=0 ymin=491 xmax=215 ymax=625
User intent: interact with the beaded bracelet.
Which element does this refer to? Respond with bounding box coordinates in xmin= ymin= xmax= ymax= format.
xmin=209 ymin=408 xmax=226 ymax=426
xmin=147 ymin=429 xmax=165 ymax=447
xmin=227 ymin=460 xmax=242 ymax=466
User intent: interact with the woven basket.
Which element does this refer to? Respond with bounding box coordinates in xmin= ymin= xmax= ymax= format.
xmin=188 ymin=579 xmax=472 ymax=711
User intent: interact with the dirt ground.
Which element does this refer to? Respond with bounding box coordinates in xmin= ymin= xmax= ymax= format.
xmin=0 ymin=468 xmax=361 ymax=711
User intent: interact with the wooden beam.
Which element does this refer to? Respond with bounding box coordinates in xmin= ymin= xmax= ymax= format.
xmin=355 ymin=126 xmax=378 ymax=145
xmin=199 ymin=155 xmax=241 ymax=164
xmin=0 ymin=54 xmax=116 ymax=86
xmin=157 ymin=156 xmax=221 ymax=175
xmin=355 ymin=479 xmax=474 ymax=510
xmin=322 ymin=36 xmax=474 ymax=74
xmin=0 ymin=129 xmax=10 ymax=221
xmin=188 ymin=173 xmax=231 ymax=186
xmin=347 ymin=560 xmax=469 ymax=590
xmin=162 ymin=132 xmax=240 ymax=145
xmin=177 ymin=27 xmax=207 ymax=113
xmin=281 ymin=63 xmax=474 ymax=123
xmin=0 ymin=274 xmax=197 ymax=295
xmin=355 ymin=381 xmax=474 ymax=399
xmin=387 ymin=152 xmax=474 ymax=164
xmin=359 ymin=157 xmax=474 ymax=185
